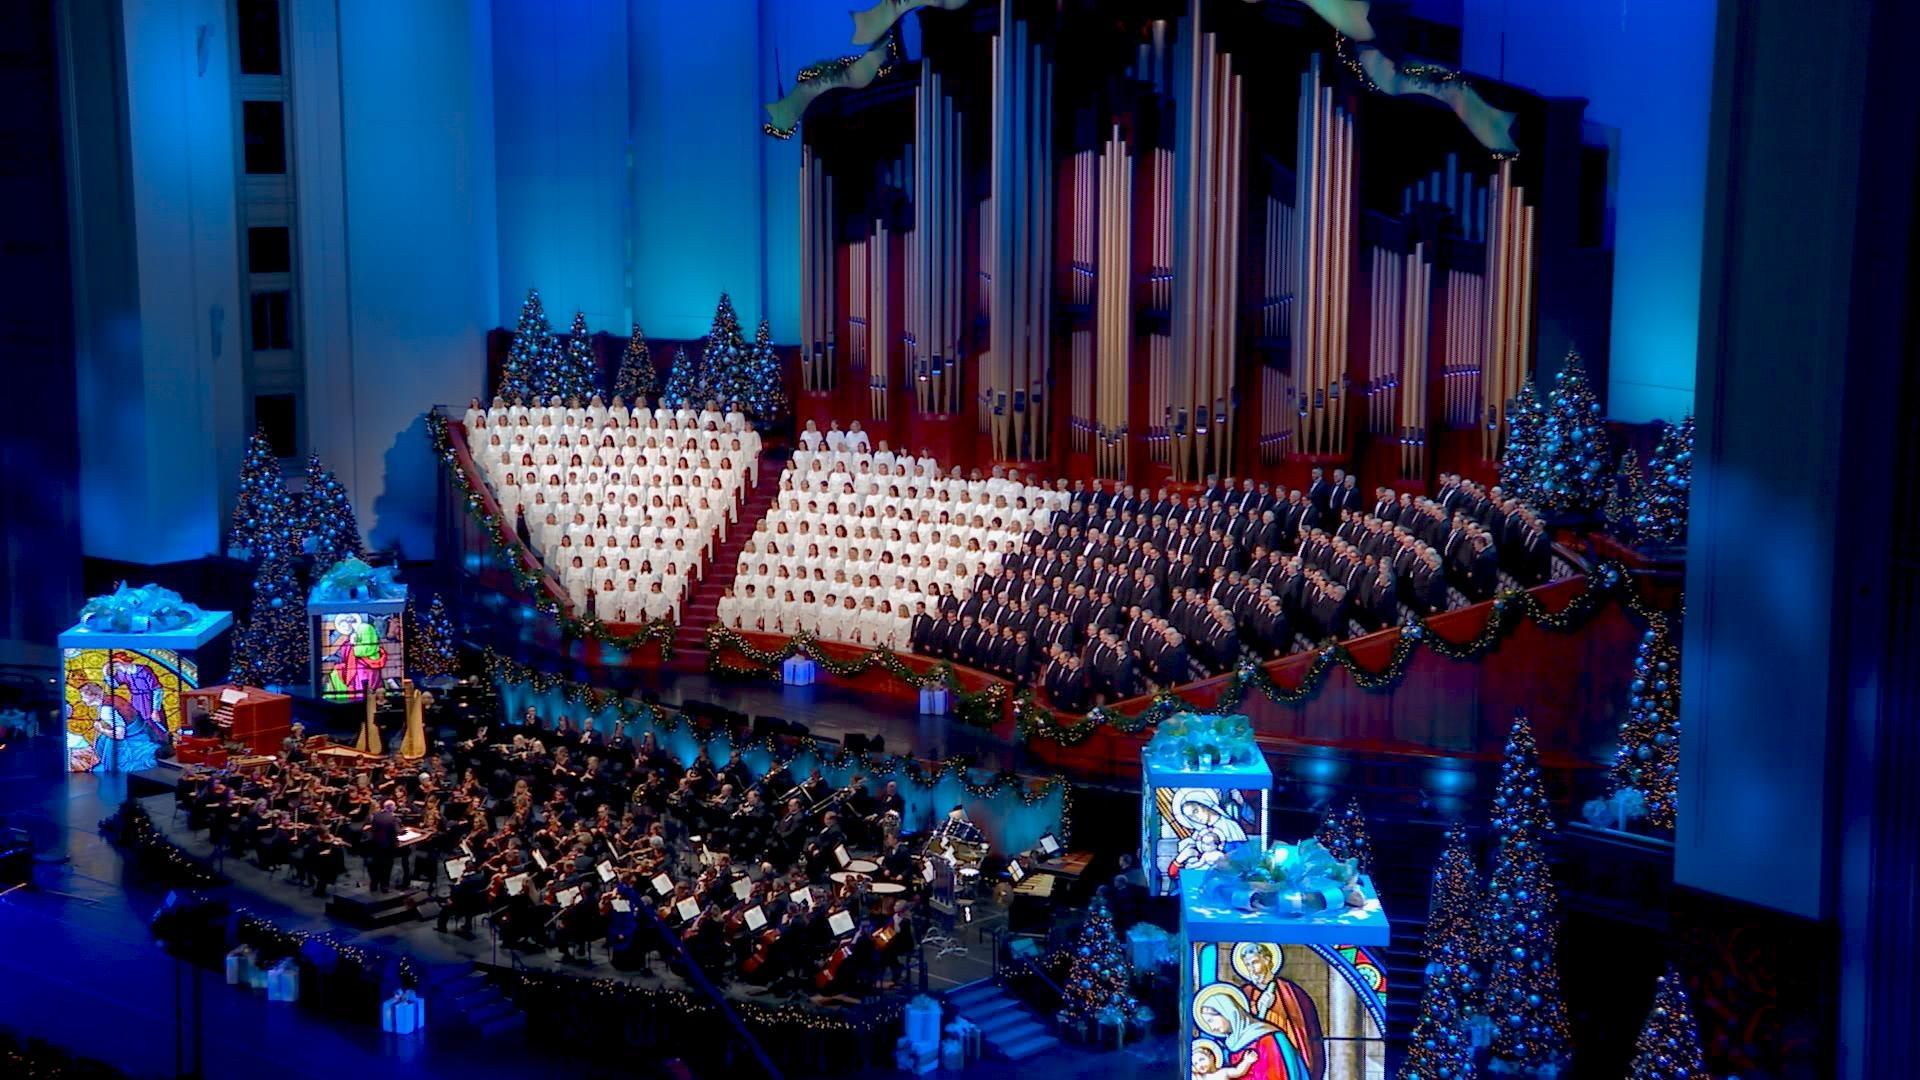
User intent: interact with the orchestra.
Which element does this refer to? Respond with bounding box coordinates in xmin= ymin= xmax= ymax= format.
xmin=166 ymin=703 xmax=938 ymax=1000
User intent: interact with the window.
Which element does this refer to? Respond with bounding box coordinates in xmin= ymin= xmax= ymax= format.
xmin=247 ymin=226 xmax=291 ymax=274
xmin=251 ymin=290 xmax=292 ymax=350
xmin=237 ymin=0 xmax=283 ymax=76
xmin=242 ymin=100 xmax=287 ymax=174
xmin=255 ymin=393 xmax=298 ymax=457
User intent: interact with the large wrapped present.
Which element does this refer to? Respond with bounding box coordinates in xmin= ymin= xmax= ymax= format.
xmin=1180 ymin=841 xmax=1392 ymax=1080
xmin=894 ymin=1036 xmax=937 ymax=1075
xmin=940 ymin=1037 xmax=966 ymax=1071
xmin=266 ymin=959 xmax=299 ymax=1003
xmin=782 ymin=655 xmax=818 ymax=685
xmin=381 ymin=989 xmax=426 ymax=1034
xmin=903 ymin=994 xmax=943 ymax=1047
xmin=309 ymin=561 xmax=405 ymax=702
xmin=60 ymin=589 xmax=232 ymax=774
xmin=1140 ymin=712 xmax=1271 ymax=896
xmin=1126 ymin=922 xmax=1173 ymax=969
xmin=225 ymin=946 xmax=256 ymax=986
xmin=944 ymin=1017 xmax=981 ymax=1063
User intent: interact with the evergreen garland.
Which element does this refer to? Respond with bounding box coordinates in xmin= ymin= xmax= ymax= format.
xmin=613 ymin=324 xmax=657 ymax=403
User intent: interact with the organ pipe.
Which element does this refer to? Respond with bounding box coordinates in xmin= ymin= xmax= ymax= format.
xmin=799 ymin=146 xmax=836 ymax=391
xmin=1095 ymin=125 xmax=1133 ymax=478
xmin=1148 ymin=147 xmax=1174 ymax=465
xmin=1170 ymin=17 xmax=1244 ymax=481
xmin=987 ymin=6 xmax=1053 ymax=461
xmin=1294 ymin=54 xmax=1356 ymax=459
xmin=1480 ymin=159 xmax=1537 ymax=458
xmin=912 ymin=68 xmax=964 ymax=415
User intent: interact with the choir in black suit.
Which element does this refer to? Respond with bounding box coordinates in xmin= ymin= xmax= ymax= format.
xmin=915 ymin=469 xmax=1555 ymax=711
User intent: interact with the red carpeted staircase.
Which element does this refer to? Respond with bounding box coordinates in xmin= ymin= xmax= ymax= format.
xmin=671 ymin=452 xmax=786 ymax=660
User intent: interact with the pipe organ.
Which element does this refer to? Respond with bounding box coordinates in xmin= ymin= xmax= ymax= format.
xmin=1294 ymin=53 xmax=1356 ymax=460
xmin=910 ymin=67 xmax=964 ymax=416
xmin=985 ymin=6 xmax=1053 ymax=461
xmin=788 ymin=3 xmax=1591 ymax=486
xmin=1168 ymin=16 xmax=1244 ymax=482
xmin=1479 ymin=159 xmax=1537 ymax=459
xmin=799 ymin=146 xmax=835 ymax=392
xmin=1366 ymin=242 xmax=1433 ymax=479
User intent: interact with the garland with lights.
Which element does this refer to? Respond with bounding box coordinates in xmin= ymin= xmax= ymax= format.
xmin=703 ymin=624 xmax=1007 ymax=729
xmin=429 ymin=410 xmax=677 ymax=658
xmin=99 ymin=798 xmax=226 ymax=888
xmin=1012 ymin=562 xmax=1641 ymax=745
xmin=486 ymin=650 xmax=1071 ymax=824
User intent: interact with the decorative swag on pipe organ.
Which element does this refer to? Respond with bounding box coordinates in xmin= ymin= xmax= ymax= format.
xmin=783 ymin=3 xmax=1568 ymax=485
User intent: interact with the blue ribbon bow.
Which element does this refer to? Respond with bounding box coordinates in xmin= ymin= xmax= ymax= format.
xmin=78 ymin=582 xmax=204 ymax=634
xmin=313 ymin=557 xmax=403 ymax=602
xmin=1145 ymin=711 xmax=1258 ymax=771
xmin=1196 ymin=838 xmax=1361 ymax=916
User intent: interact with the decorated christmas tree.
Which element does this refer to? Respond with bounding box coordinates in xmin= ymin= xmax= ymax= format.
xmin=557 ymin=311 xmax=601 ymax=402
xmin=695 ymin=292 xmax=748 ymax=410
xmin=1500 ymin=379 xmax=1544 ymax=504
xmin=732 ymin=316 xmax=788 ymax=421
xmin=1488 ymin=712 xmax=1556 ymax=845
xmin=1634 ymin=415 xmax=1694 ymax=547
xmin=1059 ymin=897 xmax=1139 ymax=1028
xmin=229 ymin=428 xmax=296 ymax=559
xmin=1314 ymin=797 xmax=1375 ymax=875
xmin=1399 ymin=939 xmax=1478 ymax=1080
xmin=1610 ymin=619 xmax=1683 ymax=831
xmin=303 ymin=453 xmax=363 ymax=570
xmin=1532 ymin=350 xmax=1611 ymax=513
xmin=407 ymin=594 xmax=458 ymax=678
xmin=230 ymin=552 xmax=307 ymax=688
xmin=1605 ymin=448 xmax=1643 ymax=538
xmin=1481 ymin=830 xmax=1571 ymax=1068
xmin=660 ymin=345 xmax=703 ymax=409
xmin=613 ymin=324 xmax=657 ymax=403
xmin=500 ymin=288 xmax=555 ymax=401
xmin=1626 ymin=967 xmax=1710 ymax=1080
xmin=1425 ymin=823 xmax=1482 ymax=974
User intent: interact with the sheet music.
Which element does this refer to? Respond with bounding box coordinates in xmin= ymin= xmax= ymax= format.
xmin=557 ymin=887 xmax=580 ymax=908
xmin=533 ymin=851 xmax=549 ymax=870
xmin=834 ymin=844 xmax=851 ymax=867
xmin=674 ymin=897 xmax=701 ymax=922
xmin=220 ymin=688 xmax=247 ymax=704
xmin=505 ymin=873 xmax=529 ymax=896
xmin=790 ymin=887 xmax=812 ymax=908
xmin=445 ymin=857 xmax=468 ymax=880
xmin=828 ymin=910 xmax=855 ymax=937
xmin=1008 ymin=860 xmax=1024 ymax=882
xmin=1039 ymin=833 xmax=1060 ymax=855
xmin=651 ymin=873 xmax=674 ymax=896
xmin=922 ymin=860 xmax=936 ymax=882
xmin=611 ymin=897 xmax=631 ymax=913
xmin=596 ymin=861 xmax=615 ymax=883
xmin=743 ymin=905 xmax=767 ymax=932
xmin=731 ymin=876 xmax=754 ymax=901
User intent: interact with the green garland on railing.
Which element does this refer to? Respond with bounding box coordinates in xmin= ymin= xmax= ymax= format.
xmin=487 ymin=649 xmax=1070 ymax=835
xmin=702 ymin=624 xmax=1008 ymax=730
xmin=430 ymin=410 xmax=677 ymax=657
xmin=1012 ymin=561 xmax=1641 ymax=746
